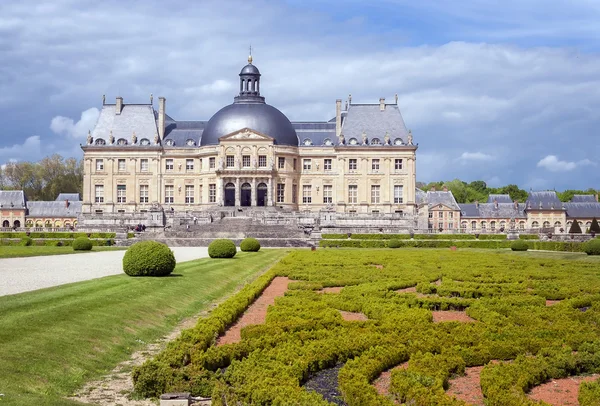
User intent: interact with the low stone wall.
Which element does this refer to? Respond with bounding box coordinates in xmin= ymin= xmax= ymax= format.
xmin=118 ymin=237 xmax=311 ymax=248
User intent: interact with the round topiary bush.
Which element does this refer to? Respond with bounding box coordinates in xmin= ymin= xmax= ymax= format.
xmin=208 ymin=239 xmax=237 ymax=258
xmin=511 ymin=240 xmax=529 ymax=251
xmin=583 ymin=239 xmax=600 ymax=256
xmin=240 ymin=237 xmax=261 ymax=252
xmin=123 ymin=241 xmax=176 ymax=276
xmin=20 ymin=237 xmax=33 ymax=246
xmin=387 ymin=239 xmax=402 ymax=248
xmin=72 ymin=237 xmax=93 ymax=251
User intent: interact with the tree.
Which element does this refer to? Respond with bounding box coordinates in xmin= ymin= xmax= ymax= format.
xmin=590 ymin=218 xmax=600 ymax=234
xmin=469 ymin=180 xmax=487 ymax=193
xmin=497 ymin=184 xmax=528 ymax=203
xmin=569 ymin=219 xmax=582 ymax=234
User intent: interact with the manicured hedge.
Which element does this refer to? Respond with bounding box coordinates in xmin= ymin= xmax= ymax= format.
xmin=387 ymin=239 xmax=402 ymax=248
xmin=240 ymin=238 xmax=261 ymax=252
xmin=321 ymin=234 xmax=349 ymax=240
xmin=511 ymin=240 xmax=529 ymax=251
xmin=123 ymin=241 xmax=176 ymax=276
xmin=0 ymin=232 xmax=116 ymax=239
xmin=583 ymin=239 xmax=600 ymax=256
xmin=0 ymin=238 xmax=112 ymax=247
xmin=72 ymin=237 xmax=93 ymax=251
xmin=329 ymin=233 xmax=510 ymax=240
xmin=208 ymin=239 xmax=237 ymax=258
xmin=519 ymin=234 xmax=540 ymax=240
xmin=20 ymin=237 xmax=33 ymax=246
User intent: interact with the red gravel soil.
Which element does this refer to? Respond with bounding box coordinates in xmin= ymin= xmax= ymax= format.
xmin=434 ymin=279 xmax=442 ymax=285
xmin=317 ymin=286 xmax=344 ymax=294
xmin=546 ymin=299 xmax=561 ymax=306
xmin=373 ymin=362 xmax=409 ymax=398
xmin=396 ymin=286 xmax=417 ymax=294
xmin=339 ymin=310 xmax=368 ymax=321
xmin=528 ymin=374 xmax=599 ymax=405
xmin=447 ymin=366 xmax=485 ymax=405
xmin=432 ymin=311 xmax=476 ymax=323
xmin=216 ymin=276 xmax=290 ymax=346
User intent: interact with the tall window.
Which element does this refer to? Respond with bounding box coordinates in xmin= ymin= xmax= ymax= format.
xmin=438 ymin=222 xmax=444 ymax=229
xmin=471 ymin=221 xmax=477 ymax=230
xmin=292 ymin=184 xmax=297 ymax=203
xmin=94 ymin=185 xmax=104 ymax=203
xmin=117 ymin=184 xmax=127 ymax=203
xmin=302 ymin=185 xmax=312 ymax=204
xmin=323 ymin=185 xmax=332 ymax=204
xmin=165 ymin=159 xmax=174 ymax=171
xmin=303 ymin=159 xmax=312 ymax=171
xmin=258 ymin=155 xmax=267 ymax=167
xmin=186 ymin=159 xmax=194 ymax=171
xmin=394 ymin=185 xmax=404 ymax=204
xmin=140 ymin=159 xmax=149 ymax=172
xmin=371 ymin=185 xmax=380 ymax=204
xmin=185 ymin=185 xmax=194 ymax=204
xmin=348 ymin=185 xmax=358 ymax=204
xmin=395 ymin=159 xmax=403 ymax=170
xmin=293 ymin=158 xmax=297 ymax=170
xmin=429 ymin=212 xmax=433 ymax=219
xmin=226 ymin=155 xmax=235 ymax=168
xmin=95 ymin=159 xmax=104 ymax=171
xmin=371 ymin=159 xmax=380 ymax=171
xmin=439 ymin=212 xmax=444 ymax=218
xmin=209 ymin=157 xmax=215 ymax=169
xmin=209 ymin=184 xmax=216 ymax=203
xmin=324 ymin=159 xmax=332 ymax=171
xmin=278 ymin=157 xmax=285 ymax=169
xmin=277 ymin=184 xmax=285 ymax=203
xmin=348 ymin=159 xmax=357 ymax=170
xmin=243 ymin=155 xmax=251 ymax=167
xmin=164 ymin=185 xmax=174 ymax=204
xmin=139 ymin=185 xmax=149 ymax=203
xmin=449 ymin=212 xmax=454 ymax=219
xmin=118 ymin=159 xmax=126 ymax=172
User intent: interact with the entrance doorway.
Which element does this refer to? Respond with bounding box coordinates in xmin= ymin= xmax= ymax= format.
xmin=13 ymin=220 xmax=20 ymax=228
xmin=257 ymin=183 xmax=267 ymax=207
xmin=241 ymin=183 xmax=251 ymax=206
xmin=224 ymin=183 xmax=235 ymax=206
xmin=2 ymin=220 xmax=9 ymax=228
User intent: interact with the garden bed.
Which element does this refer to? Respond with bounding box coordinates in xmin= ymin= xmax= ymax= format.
xmin=528 ymin=374 xmax=599 ymax=405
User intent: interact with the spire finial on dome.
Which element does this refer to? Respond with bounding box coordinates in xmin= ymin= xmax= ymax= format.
xmin=248 ymin=45 xmax=253 ymax=64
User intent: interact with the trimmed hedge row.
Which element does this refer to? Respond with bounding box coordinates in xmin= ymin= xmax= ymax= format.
xmin=319 ymin=239 xmax=585 ymax=252
xmin=323 ymin=233 xmax=512 ymax=240
xmin=0 ymin=232 xmax=116 ymax=239
xmin=0 ymin=238 xmax=114 ymax=247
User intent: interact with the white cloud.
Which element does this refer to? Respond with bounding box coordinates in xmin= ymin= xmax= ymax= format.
xmin=50 ymin=108 xmax=99 ymax=139
xmin=0 ymin=136 xmax=41 ymax=161
xmin=458 ymin=152 xmax=495 ymax=162
xmin=536 ymin=155 xmax=596 ymax=172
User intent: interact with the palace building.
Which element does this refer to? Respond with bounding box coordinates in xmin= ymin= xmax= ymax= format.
xmin=81 ymin=56 xmax=418 ymax=216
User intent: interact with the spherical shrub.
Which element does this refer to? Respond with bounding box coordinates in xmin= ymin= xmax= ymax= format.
xmin=387 ymin=239 xmax=402 ymax=248
xmin=72 ymin=237 xmax=93 ymax=251
xmin=240 ymin=237 xmax=261 ymax=252
xmin=123 ymin=241 xmax=176 ymax=276
xmin=20 ymin=237 xmax=33 ymax=246
xmin=511 ymin=240 xmax=529 ymax=251
xmin=208 ymin=239 xmax=237 ymax=258
xmin=583 ymin=238 xmax=600 ymax=256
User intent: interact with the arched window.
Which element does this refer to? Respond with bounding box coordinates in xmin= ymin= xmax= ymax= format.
xmin=117 ymin=138 xmax=127 ymax=145
xmin=35 ymin=220 xmax=43 ymax=227
xmin=25 ymin=220 xmax=33 ymax=227
xmin=471 ymin=221 xmax=477 ymax=230
xmin=461 ymin=221 xmax=467 ymax=229
xmin=394 ymin=138 xmax=403 ymax=145
xmin=45 ymin=220 xmax=52 ymax=228
xmin=586 ymin=221 xmax=592 ymax=227
xmin=490 ymin=221 xmax=496 ymax=230
xmin=554 ymin=221 xmax=562 ymax=227
xmin=532 ymin=221 xmax=539 ymax=228
xmin=2 ymin=220 xmax=9 ymax=228
xmin=140 ymin=138 xmax=150 ymax=146
xmin=303 ymin=138 xmax=313 ymax=146
xmin=323 ymin=138 xmax=332 ymax=146
xmin=13 ymin=220 xmax=20 ymax=228
xmin=500 ymin=221 xmax=506 ymax=228
xmin=54 ymin=220 xmax=62 ymax=228
xmin=519 ymin=221 xmax=525 ymax=230
xmin=543 ymin=221 xmax=550 ymax=228
xmin=481 ymin=221 xmax=487 ymax=230
xmin=95 ymin=138 xmax=106 ymax=145
xmin=348 ymin=138 xmax=358 ymax=145
xmin=371 ymin=138 xmax=381 ymax=145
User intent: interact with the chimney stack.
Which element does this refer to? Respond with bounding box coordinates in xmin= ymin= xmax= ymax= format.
xmin=514 ymin=200 xmax=518 ymax=210
xmin=475 ymin=200 xmax=479 ymax=209
xmin=395 ymin=93 xmax=398 ymax=104
xmin=596 ymin=194 xmax=599 ymax=202
xmin=158 ymin=97 xmax=166 ymax=140
xmin=335 ymin=99 xmax=342 ymax=138
xmin=65 ymin=199 xmax=69 ymax=208
xmin=494 ymin=199 xmax=498 ymax=209
xmin=115 ymin=97 xmax=123 ymax=115
xmin=379 ymin=97 xmax=385 ymax=111
xmin=442 ymin=185 xmax=448 ymax=192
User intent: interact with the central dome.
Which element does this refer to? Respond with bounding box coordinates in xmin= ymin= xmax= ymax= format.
xmin=200 ymin=58 xmax=298 ymax=146
xmin=200 ymin=103 xmax=299 ymax=146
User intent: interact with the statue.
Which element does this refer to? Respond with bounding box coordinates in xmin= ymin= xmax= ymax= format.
xmin=87 ymin=130 xmax=92 ymax=145
xmin=384 ymin=131 xmax=390 ymax=145
xmin=407 ymin=130 xmax=413 ymax=145
xmin=338 ymin=133 xmax=345 ymax=145
xmin=150 ymin=93 xmax=153 ymax=104
xmin=109 ymin=130 xmax=114 ymax=145
xmin=362 ymin=131 xmax=368 ymax=145
xmin=102 ymin=94 xmax=105 ymax=105
xmin=132 ymin=131 xmax=137 ymax=144
xmin=154 ymin=132 xmax=159 ymax=145
xmin=218 ymin=158 xmax=224 ymax=170
xmin=252 ymin=157 xmax=257 ymax=168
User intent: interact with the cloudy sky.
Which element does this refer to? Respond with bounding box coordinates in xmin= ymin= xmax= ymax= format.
xmin=1 ymin=0 xmax=599 ymax=190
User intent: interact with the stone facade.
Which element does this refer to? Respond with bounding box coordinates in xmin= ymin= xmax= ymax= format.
xmin=0 ymin=191 xmax=80 ymax=229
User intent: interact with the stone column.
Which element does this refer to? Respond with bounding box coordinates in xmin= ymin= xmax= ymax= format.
xmin=235 ymin=177 xmax=240 ymax=206
xmin=218 ymin=177 xmax=224 ymax=206
xmin=251 ymin=178 xmax=257 ymax=206
xmin=267 ymin=177 xmax=273 ymax=206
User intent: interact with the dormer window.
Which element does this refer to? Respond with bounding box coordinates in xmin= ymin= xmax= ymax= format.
xmin=117 ymin=138 xmax=127 ymax=146
xmin=349 ymin=138 xmax=358 ymax=145
xmin=140 ymin=138 xmax=150 ymax=146
xmin=303 ymin=138 xmax=313 ymax=146
xmin=394 ymin=138 xmax=403 ymax=146
xmin=95 ymin=138 xmax=106 ymax=146
xmin=371 ymin=138 xmax=381 ymax=145
xmin=323 ymin=138 xmax=332 ymax=146
xmin=165 ymin=139 xmax=175 ymax=146
xmin=186 ymin=139 xmax=195 ymax=146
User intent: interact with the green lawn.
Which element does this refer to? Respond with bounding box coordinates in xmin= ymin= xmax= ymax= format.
xmin=0 ymin=245 xmax=126 ymax=258
xmin=0 ymin=249 xmax=288 ymax=406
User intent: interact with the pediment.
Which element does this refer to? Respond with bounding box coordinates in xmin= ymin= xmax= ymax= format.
xmin=219 ymin=128 xmax=273 ymax=142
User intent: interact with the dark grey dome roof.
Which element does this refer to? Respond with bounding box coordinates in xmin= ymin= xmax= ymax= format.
xmin=200 ymin=103 xmax=299 ymax=146
xmin=240 ymin=64 xmax=260 ymax=75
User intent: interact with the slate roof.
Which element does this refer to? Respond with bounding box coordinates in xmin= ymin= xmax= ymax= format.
xmin=525 ymin=191 xmax=564 ymax=210
xmin=56 ymin=193 xmax=81 ymax=201
xmin=426 ymin=191 xmax=460 ymax=211
xmin=459 ymin=203 xmax=527 ymax=219
xmin=90 ymin=104 xmax=158 ymax=146
xmin=487 ymin=194 xmax=513 ymax=204
xmin=564 ymin=203 xmax=600 ymax=219
xmin=293 ymin=122 xmax=336 ymax=146
xmin=340 ymin=104 xmax=409 ymax=145
xmin=571 ymin=195 xmax=597 ymax=203
xmin=415 ymin=188 xmax=427 ymax=205
xmin=26 ymin=201 xmax=82 ymax=217
xmin=163 ymin=120 xmax=206 ymax=148
xmin=0 ymin=190 xmax=26 ymax=208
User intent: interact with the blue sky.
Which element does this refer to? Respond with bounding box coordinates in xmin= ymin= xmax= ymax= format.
xmin=0 ymin=0 xmax=598 ymax=190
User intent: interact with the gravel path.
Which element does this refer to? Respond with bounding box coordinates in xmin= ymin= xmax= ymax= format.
xmin=0 ymin=247 xmax=209 ymax=297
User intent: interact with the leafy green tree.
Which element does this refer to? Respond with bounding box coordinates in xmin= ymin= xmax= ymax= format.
xmin=568 ymin=220 xmax=582 ymax=234
xmin=497 ymin=184 xmax=529 ymax=203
